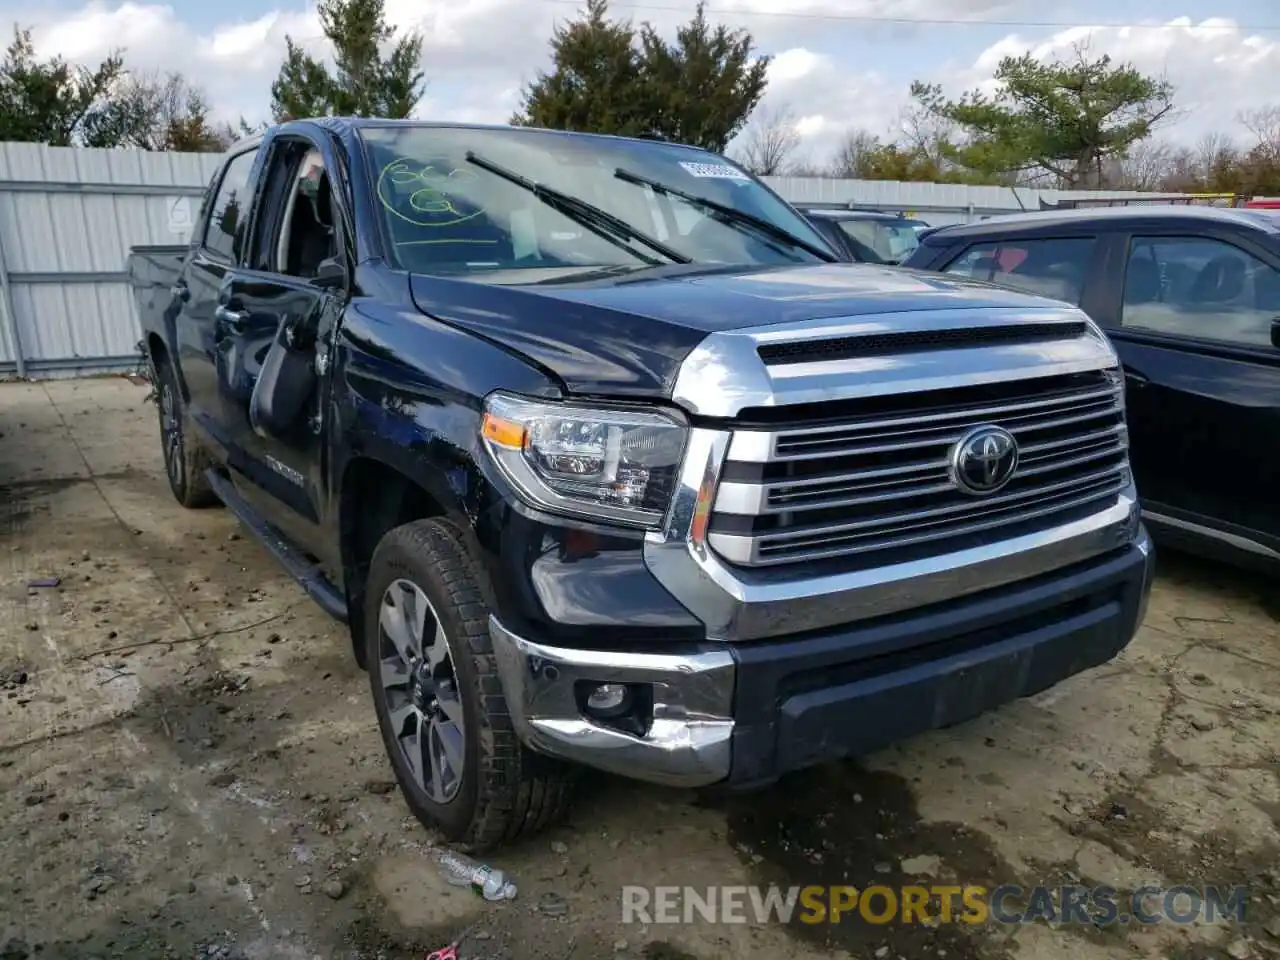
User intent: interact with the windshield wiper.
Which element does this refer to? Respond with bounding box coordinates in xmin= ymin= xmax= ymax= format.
xmin=464 ymin=152 xmax=690 ymax=265
xmin=614 ymin=167 xmax=838 ymax=263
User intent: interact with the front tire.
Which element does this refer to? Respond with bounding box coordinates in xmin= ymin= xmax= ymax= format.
xmin=364 ymin=518 xmax=575 ymax=850
xmin=153 ymin=355 xmax=217 ymax=509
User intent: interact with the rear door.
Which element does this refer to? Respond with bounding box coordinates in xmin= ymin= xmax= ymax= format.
xmin=174 ymin=147 xmax=263 ymax=449
xmin=214 ymin=131 xmax=348 ymax=556
xmin=1090 ymin=228 xmax=1280 ymax=554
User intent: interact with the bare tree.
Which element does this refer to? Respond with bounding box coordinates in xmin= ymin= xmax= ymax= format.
xmin=733 ymin=105 xmax=800 ymax=176
xmin=1240 ymin=104 xmax=1280 ymax=153
xmin=1116 ymin=139 xmax=1172 ymax=190
xmin=88 ymin=71 xmax=227 ymax=151
xmin=1161 ymin=146 xmax=1190 ymax=186
xmin=786 ymin=158 xmax=824 ymax=177
xmin=829 ymin=128 xmax=879 ymax=178
xmin=1193 ymin=131 xmax=1235 ymax=180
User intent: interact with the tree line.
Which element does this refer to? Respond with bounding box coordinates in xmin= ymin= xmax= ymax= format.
xmin=1 ymin=0 xmax=1275 ymax=195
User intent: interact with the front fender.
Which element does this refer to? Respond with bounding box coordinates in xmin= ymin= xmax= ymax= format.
xmin=331 ymin=299 xmax=565 ymax=526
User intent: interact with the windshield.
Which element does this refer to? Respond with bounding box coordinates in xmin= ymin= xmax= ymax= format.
xmin=836 ymin=218 xmax=922 ymax=264
xmin=358 ymin=125 xmax=834 ymax=280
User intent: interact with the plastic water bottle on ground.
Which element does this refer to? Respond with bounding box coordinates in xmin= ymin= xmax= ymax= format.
xmin=436 ymin=849 xmax=517 ymax=901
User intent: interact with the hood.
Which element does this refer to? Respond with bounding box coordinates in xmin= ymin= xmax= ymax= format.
xmin=409 ymin=263 xmax=1073 ymax=399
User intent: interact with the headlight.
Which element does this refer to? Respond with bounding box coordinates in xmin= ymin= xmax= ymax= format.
xmin=480 ymin=392 xmax=687 ymax=528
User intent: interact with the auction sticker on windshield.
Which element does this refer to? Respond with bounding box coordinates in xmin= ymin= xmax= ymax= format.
xmin=679 ymin=161 xmax=750 ymax=181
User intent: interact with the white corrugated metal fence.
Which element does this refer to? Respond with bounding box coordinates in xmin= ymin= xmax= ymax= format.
xmin=0 ymin=143 xmax=221 ymax=379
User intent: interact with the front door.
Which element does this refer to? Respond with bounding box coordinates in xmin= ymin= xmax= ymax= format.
xmin=1098 ymin=231 xmax=1280 ymax=554
xmin=215 ymin=137 xmax=348 ymax=558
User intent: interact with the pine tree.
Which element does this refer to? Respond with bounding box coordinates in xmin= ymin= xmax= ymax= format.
xmin=911 ymin=44 xmax=1175 ymax=188
xmin=513 ymin=0 xmax=770 ymax=151
xmin=512 ymin=0 xmax=648 ymax=136
xmin=270 ymin=0 xmax=425 ymax=122
xmin=637 ymin=2 xmax=769 ymax=151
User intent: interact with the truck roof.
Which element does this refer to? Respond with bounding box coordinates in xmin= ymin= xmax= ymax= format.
xmin=230 ymin=117 xmax=725 ymax=154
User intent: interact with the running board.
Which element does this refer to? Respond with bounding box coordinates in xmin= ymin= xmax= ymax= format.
xmin=205 ymin=469 xmax=349 ymax=623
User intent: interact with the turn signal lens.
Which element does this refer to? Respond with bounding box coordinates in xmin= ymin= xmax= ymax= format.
xmin=481 ymin=412 xmax=527 ymax=449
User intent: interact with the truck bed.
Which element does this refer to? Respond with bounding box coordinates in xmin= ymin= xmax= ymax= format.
xmin=127 ymin=245 xmax=189 ymax=349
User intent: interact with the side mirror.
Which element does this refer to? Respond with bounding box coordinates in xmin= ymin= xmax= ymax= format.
xmin=313 ymin=256 xmax=348 ymax=292
xmin=1272 ymin=318 xmax=1280 ymax=350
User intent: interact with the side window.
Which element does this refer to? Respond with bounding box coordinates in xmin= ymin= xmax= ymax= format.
xmin=1122 ymin=236 xmax=1280 ymax=349
xmin=203 ymin=149 xmax=259 ymax=262
xmin=277 ymin=150 xmax=338 ymax=279
xmin=944 ymin=237 xmax=1096 ymax=305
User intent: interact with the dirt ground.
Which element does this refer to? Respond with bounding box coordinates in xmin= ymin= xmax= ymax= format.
xmin=1 ymin=377 xmax=1278 ymax=960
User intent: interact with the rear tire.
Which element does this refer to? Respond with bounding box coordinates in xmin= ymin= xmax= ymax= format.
xmin=364 ymin=518 xmax=576 ymax=850
xmin=153 ymin=353 xmax=218 ymax=509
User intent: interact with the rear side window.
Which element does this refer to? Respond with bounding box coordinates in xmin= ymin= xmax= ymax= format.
xmin=944 ymin=237 xmax=1096 ymax=305
xmin=1122 ymin=236 xmax=1280 ymax=349
xmin=203 ymin=149 xmax=259 ymax=262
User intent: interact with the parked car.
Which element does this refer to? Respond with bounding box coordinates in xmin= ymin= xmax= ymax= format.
xmin=128 ymin=119 xmax=1152 ymax=849
xmin=904 ymin=205 xmax=1280 ymax=573
xmin=796 ymin=207 xmax=930 ymax=263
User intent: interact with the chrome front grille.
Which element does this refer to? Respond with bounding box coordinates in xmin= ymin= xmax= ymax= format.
xmin=708 ymin=369 xmax=1130 ymax=568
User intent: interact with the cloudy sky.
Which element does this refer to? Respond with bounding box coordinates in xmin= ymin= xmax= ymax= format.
xmin=21 ymin=0 xmax=1280 ymax=164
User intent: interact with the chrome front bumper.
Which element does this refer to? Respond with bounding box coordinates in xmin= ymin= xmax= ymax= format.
xmin=488 ymin=530 xmax=1153 ymax=789
xmin=488 ymin=616 xmax=736 ymax=787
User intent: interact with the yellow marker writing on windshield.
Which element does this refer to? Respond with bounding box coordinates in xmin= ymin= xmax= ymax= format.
xmin=375 ymin=159 xmax=485 ymax=229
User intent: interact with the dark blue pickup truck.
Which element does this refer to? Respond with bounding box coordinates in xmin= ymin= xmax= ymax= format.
xmin=128 ymin=118 xmax=1153 ymax=850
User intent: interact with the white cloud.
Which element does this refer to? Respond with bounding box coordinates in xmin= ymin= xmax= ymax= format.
xmin=15 ymin=1 xmax=1280 ymax=170
xmin=35 ymin=2 xmax=188 ymax=63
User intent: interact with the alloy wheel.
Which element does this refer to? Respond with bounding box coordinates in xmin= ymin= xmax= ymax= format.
xmin=158 ymin=381 xmax=184 ymax=490
xmin=378 ymin=578 xmax=466 ymax=804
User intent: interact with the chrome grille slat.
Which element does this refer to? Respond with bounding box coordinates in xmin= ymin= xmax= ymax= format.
xmin=711 ymin=478 xmax=1126 ymax=568
xmin=753 ymin=464 xmax=1124 ymax=539
xmin=773 ymin=401 xmax=1116 ymax=455
xmin=755 ymin=440 xmax=1124 ymax=516
xmin=771 ymin=384 xmax=1121 ymax=443
xmin=776 ymin=459 xmax=950 ymax=491
xmin=751 ymin=391 xmax=1123 ymax=463
xmin=1017 ymin=444 xmax=1127 ymax=479
xmin=764 ymin=479 xmax=1123 ymax=559
xmin=708 ymin=369 xmax=1130 ymax=568
xmin=1018 ymin=423 xmax=1126 ymax=457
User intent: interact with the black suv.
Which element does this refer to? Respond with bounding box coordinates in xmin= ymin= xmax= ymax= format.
xmin=905 ymin=206 xmax=1280 ymax=573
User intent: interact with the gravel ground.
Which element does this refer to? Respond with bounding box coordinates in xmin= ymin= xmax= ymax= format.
xmin=1 ymin=376 xmax=1277 ymax=960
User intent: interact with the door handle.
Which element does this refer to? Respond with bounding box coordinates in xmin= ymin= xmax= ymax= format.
xmin=171 ymin=280 xmax=190 ymax=303
xmin=215 ymin=304 xmax=250 ymax=332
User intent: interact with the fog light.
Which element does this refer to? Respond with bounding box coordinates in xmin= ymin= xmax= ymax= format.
xmin=585 ymin=682 xmax=631 ymax=717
